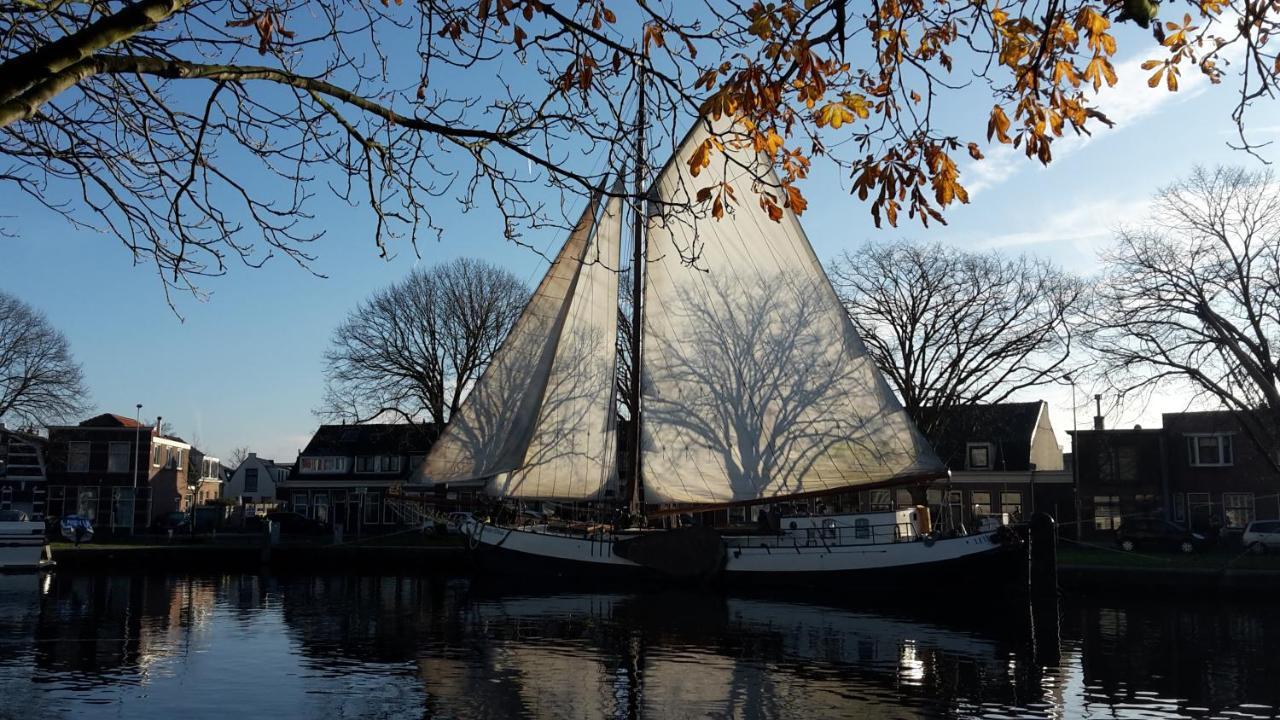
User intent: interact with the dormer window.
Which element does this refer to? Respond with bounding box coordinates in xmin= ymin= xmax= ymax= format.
xmin=966 ymin=443 xmax=993 ymax=470
xmin=1187 ymin=434 xmax=1233 ymax=467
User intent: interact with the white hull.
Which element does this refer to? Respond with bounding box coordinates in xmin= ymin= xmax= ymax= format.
xmin=0 ymin=521 xmax=52 ymax=572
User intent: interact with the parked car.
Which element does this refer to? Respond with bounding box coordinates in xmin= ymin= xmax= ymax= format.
xmin=1242 ymin=520 xmax=1280 ymax=553
xmin=265 ymin=511 xmax=329 ymax=535
xmin=445 ymin=512 xmax=476 ymax=535
xmin=1115 ymin=518 xmax=1206 ymax=553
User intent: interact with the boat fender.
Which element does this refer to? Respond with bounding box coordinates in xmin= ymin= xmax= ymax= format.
xmin=923 ymin=535 xmax=935 ymax=548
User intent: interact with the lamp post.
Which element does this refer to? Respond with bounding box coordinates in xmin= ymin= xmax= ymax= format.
xmin=1063 ymin=374 xmax=1081 ymax=540
xmin=188 ymin=479 xmax=198 ymax=540
xmin=132 ymin=403 xmax=142 ymax=534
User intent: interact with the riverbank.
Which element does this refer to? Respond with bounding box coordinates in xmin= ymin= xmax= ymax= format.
xmin=1058 ymin=544 xmax=1280 ymax=594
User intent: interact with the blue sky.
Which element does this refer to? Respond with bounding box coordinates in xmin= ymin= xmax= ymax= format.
xmin=1 ymin=24 xmax=1275 ymax=462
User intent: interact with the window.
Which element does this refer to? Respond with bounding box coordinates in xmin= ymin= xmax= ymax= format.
xmin=355 ymin=455 xmax=376 ymax=473
xmin=153 ymin=446 xmax=162 ymax=467
xmin=1224 ymin=493 xmax=1255 ymax=529
xmin=1001 ymin=492 xmax=1023 ymax=519
xmin=108 ymin=442 xmax=131 ymax=473
xmin=1100 ymin=444 xmax=1139 ymax=483
xmin=966 ymin=443 xmax=992 ymax=470
xmin=67 ymin=442 xmax=90 ymax=472
xmin=1173 ymin=492 xmax=1186 ymax=522
xmin=869 ymin=489 xmax=892 ymax=511
xmin=1093 ymin=495 xmax=1121 ymax=531
xmin=357 ymin=455 xmax=401 ymax=473
xmin=895 ymin=489 xmax=913 ymax=508
xmin=853 ymin=517 xmax=870 ymax=539
xmin=971 ymin=491 xmax=992 ymax=518
xmin=245 ymin=467 xmax=259 ymax=493
xmin=300 ymin=456 xmax=347 ymax=473
xmin=174 ymin=449 xmax=183 ymax=470
xmin=379 ymin=455 xmax=401 ymax=473
xmin=1187 ymin=434 xmax=1234 ymax=467
xmin=76 ymin=486 xmax=98 ymax=520
xmin=292 ymin=492 xmax=309 ymax=516
xmin=111 ymin=488 xmax=135 ymax=528
xmin=363 ymin=491 xmax=381 ymax=524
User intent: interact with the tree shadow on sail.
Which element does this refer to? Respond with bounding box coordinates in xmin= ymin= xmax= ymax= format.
xmin=643 ymin=271 xmax=935 ymax=503
xmin=489 ymin=324 xmax=619 ymax=501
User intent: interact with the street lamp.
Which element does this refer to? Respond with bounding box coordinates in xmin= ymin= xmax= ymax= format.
xmin=1063 ymin=374 xmax=1081 ymax=540
xmin=188 ymin=479 xmax=198 ymax=540
xmin=132 ymin=403 xmax=142 ymax=534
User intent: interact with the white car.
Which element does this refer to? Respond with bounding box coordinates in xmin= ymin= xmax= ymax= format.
xmin=1242 ymin=520 xmax=1280 ymax=553
xmin=445 ymin=512 xmax=476 ymax=536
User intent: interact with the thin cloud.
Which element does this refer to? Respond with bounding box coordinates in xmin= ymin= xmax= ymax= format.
xmin=964 ymin=40 xmax=1226 ymax=197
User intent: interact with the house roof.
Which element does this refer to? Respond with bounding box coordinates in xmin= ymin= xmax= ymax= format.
xmin=78 ymin=413 xmax=150 ymax=429
xmin=298 ymin=423 xmax=441 ymax=457
xmin=923 ymin=401 xmax=1045 ymax=470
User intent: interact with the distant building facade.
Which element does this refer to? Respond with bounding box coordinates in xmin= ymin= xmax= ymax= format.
xmin=225 ymin=453 xmax=290 ymax=509
xmin=1074 ymin=410 xmax=1280 ymax=538
xmin=921 ymin=401 xmax=1075 ymax=530
xmin=0 ymin=423 xmax=48 ymax=519
xmin=280 ymin=423 xmax=441 ymax=533
xmin=44 ymin=413 xmax=192 ymax=531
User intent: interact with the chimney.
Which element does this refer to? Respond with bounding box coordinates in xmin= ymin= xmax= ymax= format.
xmin=1093 ymin=394 xmax=1104 ymax=430
xmin=248 ymin=452 xmax=256 ymax=460
xmin=156 ymin=415 xmax=163 ymax=435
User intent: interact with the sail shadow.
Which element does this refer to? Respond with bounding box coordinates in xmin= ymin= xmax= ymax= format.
xmin=490 ymin=324 xmax=619 ymax=500
xmin=643 ymin=271 xmax=935 ymax=503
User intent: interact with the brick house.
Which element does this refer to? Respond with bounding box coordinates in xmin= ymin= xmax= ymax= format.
xmin=279 ymin=423 xmax=441 ymax=533
xmin=1074 ymin=410 xmax=1280 ymax=538
xmin=0 ymin=423 xmax=48 ymax=519
xmin=921 ymin=401 xmax=1075 ymax=529
xmin=44 ymin=413 xmax=193 ymax=532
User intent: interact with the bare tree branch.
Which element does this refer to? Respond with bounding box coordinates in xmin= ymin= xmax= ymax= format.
xmin=0 ymin=289 xmax=90 ymax=427
xmin=318 ymin=257 xmax=527 ymax=427
xmin=1088 ymin=165 xmax=1280 ymax=466
xmin=829 ymin=239 xmax=1084 ymax=437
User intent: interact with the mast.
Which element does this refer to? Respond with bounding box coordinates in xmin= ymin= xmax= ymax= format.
xmin=626 ymin=62 xmax=647 ymax=515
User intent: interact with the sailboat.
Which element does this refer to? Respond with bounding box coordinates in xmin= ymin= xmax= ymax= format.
xmin=408 ymin=110 xmax=1024 ymax=588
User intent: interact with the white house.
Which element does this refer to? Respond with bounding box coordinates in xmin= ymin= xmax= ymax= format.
xmin=225 ymin=453 xmax=291 ymax=508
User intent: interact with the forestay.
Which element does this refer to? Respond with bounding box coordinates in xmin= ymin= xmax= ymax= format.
xmin=640 ymin=118 xmax=946 ymax=505
xmin=415 ymin=192 xmax=622 ymax=500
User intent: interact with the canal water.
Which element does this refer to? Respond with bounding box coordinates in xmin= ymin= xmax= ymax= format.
xmin=0 ymin=573 xmax=1276 ymax=719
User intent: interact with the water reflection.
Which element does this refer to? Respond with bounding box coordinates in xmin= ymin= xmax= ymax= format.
xmin=0 ymin=573 xmax=1277 ymax=719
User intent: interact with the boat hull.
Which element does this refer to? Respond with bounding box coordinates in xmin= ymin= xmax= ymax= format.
xmin=0 ymin=522 xmax=52 ymax=572
xmin=465 ymin=523 xmax=1025 ymax=592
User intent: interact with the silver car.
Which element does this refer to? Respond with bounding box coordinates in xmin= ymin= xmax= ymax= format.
xmin=1242 ymin=520 xmax=1280 ymax=553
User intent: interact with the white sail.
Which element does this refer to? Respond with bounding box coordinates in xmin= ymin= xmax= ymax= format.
xmin=415 ymin=192 xmax=620 ymax=498
xmin=640 ymin=118 xmax=945 ymax=505
xmin=490 ymin=195 xmax=623 ymax=499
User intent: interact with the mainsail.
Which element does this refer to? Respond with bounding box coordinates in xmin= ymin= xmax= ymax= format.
xmin=640 ymin=118 xmax=946 ymax=504
xmin=414 ymin=193 xmax=623 ymax=500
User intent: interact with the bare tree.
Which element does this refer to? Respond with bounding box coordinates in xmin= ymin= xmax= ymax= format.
xmin=829 ymin=240 xmax=1084 ymax=437
xmin=1089 ymin=166 xmax=1280 ymax=461
xmin=320 ymin=257 xmax=527 ymax=426
xmin=0 ymin=290 xmax=89 ymax=427
xmin=6 ymin=0 xmax=1276 ymax=303
xmin=228 ymin=446 xmax=250 ymax=468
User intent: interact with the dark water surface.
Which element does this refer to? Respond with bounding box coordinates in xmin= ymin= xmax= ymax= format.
xmin=0 ymin=572 xmax=1277 ymax=719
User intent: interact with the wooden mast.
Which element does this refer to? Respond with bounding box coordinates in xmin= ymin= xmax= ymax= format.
xmin=626 ymin=62 xmax=647 ymax=516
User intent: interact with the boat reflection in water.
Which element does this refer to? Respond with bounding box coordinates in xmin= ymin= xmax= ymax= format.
xmin=3 ymin=573 xmax=1280 ymax=719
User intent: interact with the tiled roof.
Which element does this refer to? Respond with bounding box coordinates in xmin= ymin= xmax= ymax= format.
xmin=299 ymin=423 xmax=441 ymax=457
xmin=78 ymin=413 xmax=150 ymax=429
